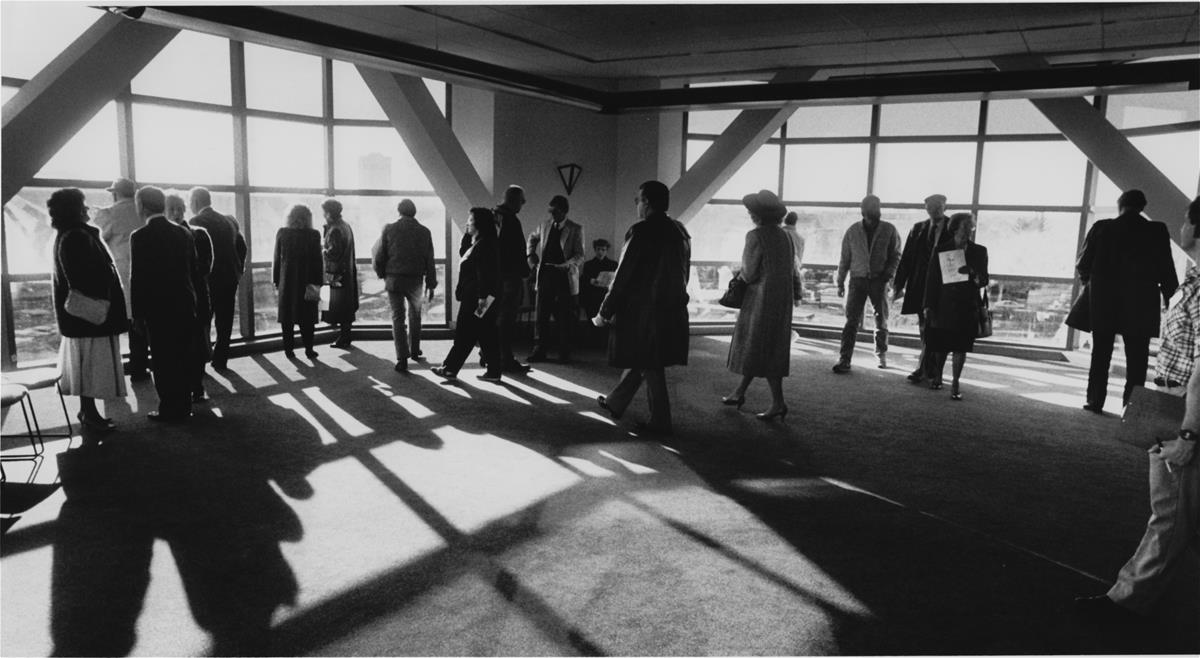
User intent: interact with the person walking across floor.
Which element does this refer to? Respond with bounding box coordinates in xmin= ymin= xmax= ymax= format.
xmin=493 ymin=185 xmax=532 ymax=373
xmin=1073 ymin=189 xmax=1178 ymax=413
xmin=49 ymin=188 xmax=128 ymax=435
xmin=320 ymin=199 xmax=359 ymax=350
xmin=188 ymin=187 xmax=246 ymax=371
xmin=168 ymin=192 xmax=214 ymax=403
xmin=273 ymin=205 xmax=323 ymax=360
xmin=1075 ymin=196 xmax=1200 ymax=622
xmin=130 ymin=186 xmax=198 ymax=422
xmin=528 ymin=195 xmax=586 ymax=363
xmin=893 ymin=193 xmax=952 ymax=384
xmin=93 ymin=176 xmax=149 ymax=378
xmin=594 ymin=181 xmax=691 ymax=435
xmin=372 ymin=198 xmax=437 ymax=372
xmin=721 ymin=190 xmax=801 ymax=421
xmin=921 ymin=212 xmax=989 ymax=399
xmin=432 ymin=208 xmax=503 ymax=382
xmin=832 ymin=194 xmax=901 ymax=373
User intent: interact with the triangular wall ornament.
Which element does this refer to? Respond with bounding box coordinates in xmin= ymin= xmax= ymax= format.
xmin=557 ymin=163 xmax=582 ymax=195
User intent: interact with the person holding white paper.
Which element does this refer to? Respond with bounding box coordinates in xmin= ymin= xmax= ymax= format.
xmin=922 ymin=212 xmax=988 ymax=399
xmin=433 ymin=208 xmax=504 ymax=382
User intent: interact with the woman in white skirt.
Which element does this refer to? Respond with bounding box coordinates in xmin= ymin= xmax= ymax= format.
xmin=50 ymin=188 xmax=129 ymax=434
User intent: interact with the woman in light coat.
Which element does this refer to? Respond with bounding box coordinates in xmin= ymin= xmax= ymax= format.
xmin=723 ymin=189 xmax=800 ymax=420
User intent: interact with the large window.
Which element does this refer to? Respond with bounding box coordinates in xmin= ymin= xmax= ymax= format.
xmin=134 ymin=104 xmax=236 ymax=186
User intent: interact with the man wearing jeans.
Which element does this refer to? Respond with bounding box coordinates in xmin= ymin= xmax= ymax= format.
xmin=833 ymin=195 xmax=901 ymax=373
xmin=372 ymin=199 xmax=437 ymax=373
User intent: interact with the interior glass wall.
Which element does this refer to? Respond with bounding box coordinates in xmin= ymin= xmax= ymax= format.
xmin=2 ymin=8 xmax=452 ymax=366
xmin=685 ymin=93 xmax=1200 ymax=348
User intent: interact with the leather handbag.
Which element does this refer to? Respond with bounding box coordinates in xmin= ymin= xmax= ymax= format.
xmin=719 ymin=274 xmax=746 ymax=309
xmin=977 ymin=290 xmax=994 ymax=338
xmin=1121 ymin=385 xmax=1186 ymax=449
xmin=304 ymin=283 xmax=321 ymax=302
xmin=64 ymin=289 xmax=110 ymax=325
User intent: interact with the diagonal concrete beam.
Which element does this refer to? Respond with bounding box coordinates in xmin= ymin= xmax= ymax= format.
xmin=993 ymin=56 xmax=1193 ymax=237
xmin=357 ymin=66 xmax=492 ymax=223
xmin=670 ymin=69 xmax=818 ymax=225
xmin=2 ymin=12 xmax=179 ymax=205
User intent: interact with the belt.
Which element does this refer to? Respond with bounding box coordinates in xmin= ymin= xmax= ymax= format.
xmin=1154 ymin=376 xmax=1184 ymax=388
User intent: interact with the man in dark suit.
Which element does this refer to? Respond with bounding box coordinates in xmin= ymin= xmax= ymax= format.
xmin=594 ymin=181 xmax=691 ymax=435
xmin=893 ymin=193 xmax=951 ymax=384
xmin=1076 ymin=189 xmax=1178 ymax=413
xmin=188 ymin=187 xmax=247 ymax=371
xmin=528 ymin=195 xmax=586 ymax=363
xmin=494 ymin=185 xmax=532 ymax=373
xmin=132 ymin=186 xmax=198 ymax=422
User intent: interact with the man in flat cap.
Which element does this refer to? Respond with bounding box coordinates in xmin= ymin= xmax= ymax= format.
xmin=893 ymin=193 xmax=951 ymax=385
xmin=93 ymin=176 xmax=150 ymax=378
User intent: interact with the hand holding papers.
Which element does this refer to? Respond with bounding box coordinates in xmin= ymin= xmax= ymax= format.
xmin=595 ymin=271 xmax=616 ymax=288
xmin=939 ymin=249 xmax=968 ymax=284
xmin=474 ymin=294 xmax=495 ymax=318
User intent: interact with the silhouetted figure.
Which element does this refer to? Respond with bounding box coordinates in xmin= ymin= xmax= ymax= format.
xmin=528 ymin=195 xmax=586 ymax=363
xmin=320 ymin=198 xmax=359 ymax=349
xmin=922 ymin=212 xmax=989 ymax=399
xmin=188 ymin=186 xmax=246 ymax=371
xmin=433 ymin=207 xmax=503 ymax=382
xmin=130 ymin=186 xmax=197 ymax=422
xmin=833 ymin=194 xmax=901 ymax=373
xmin=273 ymin=205 xmax=323 ymax=360
xmin=894 ymin=193 xmax=952 ymax=384
xmin=580 ymin=239 xmax=617 ymax=347
xmin=493 ymin=185 xmax=532 ymax=373
xmin=93 ymin=177 xmax=148 ymax=377
xmin=722 ymin=190 xmax=800 ymax=421
xmin=1074 ymin=189 xmax=1178 ymax=412
xmin=372 ymin=198 xmax=437 ymax=372
xmin=167 ymin=192 xmax=213 ymax=403
xmin=49 ymin=188 xmax=128 ymax=435
xmin=594 ymin=181 xmax=691 ymax=435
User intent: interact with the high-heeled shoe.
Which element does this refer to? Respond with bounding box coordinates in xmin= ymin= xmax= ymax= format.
xmin=721 ymin=394 xmax=746 ymax=409
xmin=756 ymin=405 xmax=788 ymax=421
xmin=77 ymin=411 xmax=115 ymax=432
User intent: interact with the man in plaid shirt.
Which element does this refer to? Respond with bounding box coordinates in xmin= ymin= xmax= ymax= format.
xmin=1076 ymin=197 xmax=1200 ymax=621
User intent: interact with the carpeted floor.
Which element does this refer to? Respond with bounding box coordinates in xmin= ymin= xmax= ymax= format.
xmin=2 ymin=334 xmax=1197 ymax=656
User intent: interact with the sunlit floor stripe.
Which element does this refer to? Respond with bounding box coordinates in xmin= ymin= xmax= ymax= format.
xmin=268 ymin=392 xmax=337 ymax=445
xmin=302 ymin=386 xmax=373 ymax=437
xmin=413 ymin=370 xmax=472 ymax=398
xmin=206 ymin=369 xmax=237 ymax=394
xmin=557 ymin=455 xmax=619 ymax=477
xmin=597 ymin=449 xmax=658 ymax=475
xmin=496 ymin=376 xmax=571 ymax=404
xmin=526 ymin=370 xmax=606 ymax=399
xmin=458 ymin=371 xmax=533 ymax=405
xmin=819 ymin=477 xmax=1108 ymax=585
xmin=389 ymin=395 xmax=435 ymax=419
xmin=578 ymin=410 xmax=618 ymax=426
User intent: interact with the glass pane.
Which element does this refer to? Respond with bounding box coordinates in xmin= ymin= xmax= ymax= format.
xmin=974 ymin=210 xmax=1079 ymax=278
xmin=3 ymin=84 xmax=18 ymax=107
xmin=333 ymin=126 xmax=432 ymax=191
xmin=714 ymin=144 xmax=781 ymax=199
xmin=988 ymin=277 xmax=1075 ymax=347
xmin=332 ymin=60 xmax=386 ymax=120
xmin=781 ymin=206 xmax=862 ymax=267
xmin=687 ymin=204 xmax=755 ymax=262
xmin=782 ymin=144 xmax=870 ymax=203
xmin=786 ymin=105 xmax=872 ymax=137
xmin=1092 ymin=131 xmax=1200 ymax=214
xmin=248 ymin=193 xmax=326 ymax=264
xmin=985 ymin=99 xmax=1059 ymax=134
xmin=246 ymin=117 xmax=325 ymax=188
xmin=245 ymin=43 xmax=322 ymax=117
xmin=878 ymin=101 xmax=980 ymax=136
xmin=356 ymin=263 xmax=447 ymax=326
xmin=36 ymin=102 xmax=119 ymax=181
xmin=978 ymin=141 xmax=1087 ymax=206
xmin=873 ymin=143 xmax=977 ymax=205
xmin=1107 ymin=91 xmax=1200 ymax=129
xmin=3 ymin=186 xmax=109 ymax=274
xmin=425 ymin=79 xmax=447 ymax=116
xmin=1 ymin=2 xmax=101 ymax=80
xmin=687 ymin=263 xmax=739 ymax=323
xmin=131 ymin=30 xmax=230 ymax=105
xmin=10 ymin=277 xmax=58 ymax=364
xmin=689 ymin=109 xmax=740 ymax=135
xmin=251 ymin=263 xmax=279 ymax=334
xmin=685 ymin=138 xmax=713 ymax=170
xmin=133 ymin=104 xmax=235 ymax=186
xmin=335 ymin=195 xmax=447 ymax=259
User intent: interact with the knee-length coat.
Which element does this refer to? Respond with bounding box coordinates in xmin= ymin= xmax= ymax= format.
xmin=598 ymin=211 xmax=691 ymax=369
xmin=322 ymin=219 xmax=359 ymax=323
xmin=727 ymin=225 xmax=797 ymax=378
xmin=273 ymin=227 xmax=323 ymax=326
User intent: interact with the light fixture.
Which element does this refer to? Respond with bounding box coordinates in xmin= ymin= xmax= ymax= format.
xmin=105 ymin=6 xmax=146 ymax=20
xmin=556 ymin=163 xmax=582 ymax=195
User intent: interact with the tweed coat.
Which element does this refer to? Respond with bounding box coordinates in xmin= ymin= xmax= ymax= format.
xmin=1075 ymin=212 xmax=1178 ymax=337
xmin=894 ymin=216 xmax=952 ymax=315
xmin=273 ymin=227 xmax=323 ymax=326
xmin=322 ymin=219 xmax=359 ymax=322
xmin=52 ymin=223 xmax=128 ymax=338
xmin=599 ymin=211 xmax=691 ymax=369
xmin=727 ymin=225 xmax=798 ymax=378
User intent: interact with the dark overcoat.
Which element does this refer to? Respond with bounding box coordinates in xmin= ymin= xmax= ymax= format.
xmin=189 ymin=207 xmax=246 ymax=290
xmin=52 ymin=223 xmax=128 ymax=337
xmin=130 ymin=215 xmax=197 ymax=324
xmin=1075 ymin=212 xmax=1178 ymax=337
xmin=322 ymin=219 xmax=359 ymax=323
xmin=894 ymin=217 xmax=952 ymax=315
xmin=599 ymin=212 xmax=691 ymax=369
xmin=924 ymin=242 xmax=989 ymax=351
xmin=273 ymin=227 xmax=323 ymax=326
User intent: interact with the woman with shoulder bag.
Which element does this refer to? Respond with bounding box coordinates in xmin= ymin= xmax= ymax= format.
xmin=922 ymin=212 xmax=989 ymax=400
xmin=51 ymin=188 xmax=128 ymax=434
xmin=273 ymin=205 xmax=323 ymax=359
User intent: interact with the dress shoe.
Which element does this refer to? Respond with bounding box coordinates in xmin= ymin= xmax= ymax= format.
xmin=721 ymin=395 xmax=746 ymax=409
xmin=504 ymin=361 xmax=532 ymax=374
xmin=597 ymin=395 xmax=621 ymax=420
xmin=191 ymin=390 xmax=209 ymax=403
xmin=526 ymin=350 xmax=547 ymax=363
xmin=210 ymin=360 xmax=228 ymax=371
xmin=284 ymin=349 xmax=296 ymax=359
xmin=77 ymin=412 xmax=116 ymax=433
xmin=832 ymin=361 xmax=851 ymax=374
xmin=477 ymin=372 xmax=502 ymax=383
xmin=906 ymin=371 xmax=924 ymax=384
xmin=304 ymin=348 xmax=319 ymax=359
xmin=1082 ymin=403 xmax=1104 ymax=413
xmin=1074 ymin=595 xmax=1142 ymax=624
xmin=409 ymin=350 xmax=424 ymax=362
xmin=431 ymin=366 xmax=456 ymax=380
xmin=147 ymin=410 xmax=191 ymax=423
xmin=876 ymin=353 xmax=888 ymax=369
xmin=331 ymin=339 xmax=352 ymax=350
xmin=756 ymin=405 xmax=788 ymax=422
xmin=394 ymin=361 xmax=408 ymax=374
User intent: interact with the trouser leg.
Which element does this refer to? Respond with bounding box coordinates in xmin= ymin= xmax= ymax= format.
xmin=147 ymin=320 xmax=191 ymax=417
xmin=405 ymin=280 xmax=424 ymax=356
xmin=388 ymin=289 xmax=409 ymax=362
xmin=605 ymin=368 xmax=644 ymax=417
xmin=299 ymin=323 xmax=314 ymax=351
xmin=1088 ymin=331 xmax=1116 ymax=408
xmin=281 ymin=323 xmax=295 ymax=352
xmin=839 ymin=278 xmax=867 ymax=362
xmin=128 ymin=319 xmax=149 ymax=372
xmin=1123 ymin=335 xmax=1151 ymax=406
xmin=867 ymin=278 xmax=890 ymax=355
xmin=211 ymin=284 xmax=237 ymax=366
xmin=443 ymin=302 xmax=479 ymax=373
xmin=644 ymin=368 xmax=671 ymax=429
xmin=1107 ymin=454 xmax=1200 ymax=614
xmin=497 ymin=277 xmax=522 ymax=365
xmin=478 ymin=306 xmax=501 ymax=376
xmin=914 ymin=316 xmax=927 ymax=377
